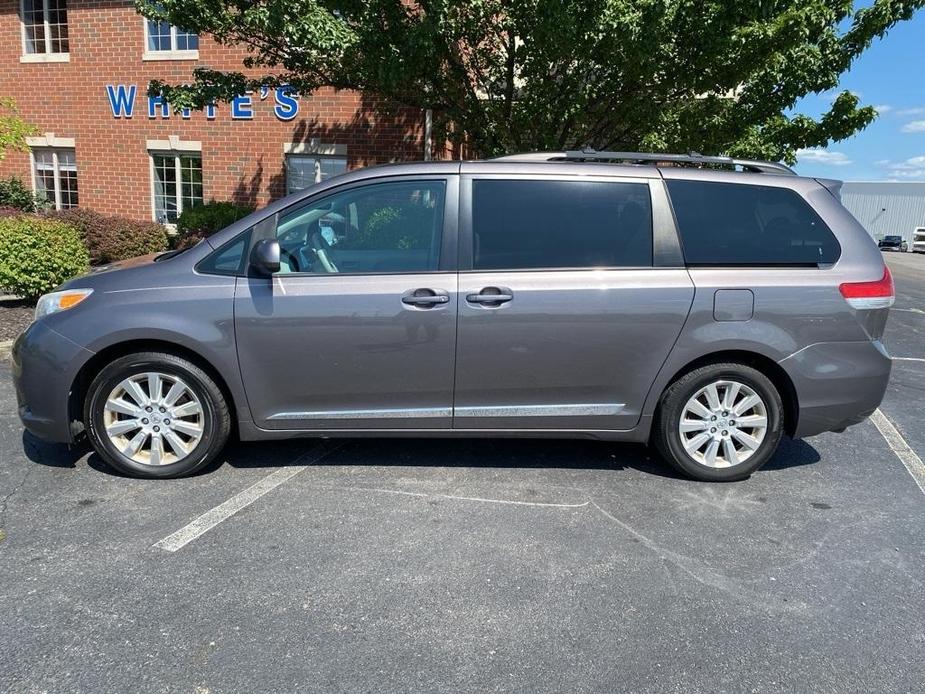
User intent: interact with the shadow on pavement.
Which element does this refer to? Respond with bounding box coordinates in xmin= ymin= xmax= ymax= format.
xmin=21 ymin=430 xmax=822 ymax=480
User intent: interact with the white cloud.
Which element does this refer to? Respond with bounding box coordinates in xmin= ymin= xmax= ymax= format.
xmin=896 ymin=107 xmax=925 ymax=117
xmin=795 ymin=148 xmax=852 ymax=166
xmin=874 ymin=104 xmax=893 ymax=114
xmin=901 ymin=120 xmax=925 ymax=133
xmin=884 ymin=155 xmax=925 ymax=179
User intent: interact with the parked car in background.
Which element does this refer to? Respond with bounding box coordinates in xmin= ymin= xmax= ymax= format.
xmin=878 ymin=235 xmax=908 ymax=252
xmin=913 ymin=227 xmax=925 ymax=254
xmin=12 ymin=151 xmax=894 ymax=483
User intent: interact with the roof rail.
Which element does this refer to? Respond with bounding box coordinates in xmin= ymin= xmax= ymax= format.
xmin=493 ymin=149 xmax=795 ymax=175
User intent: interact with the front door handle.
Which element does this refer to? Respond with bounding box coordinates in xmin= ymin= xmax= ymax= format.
xmin=401 ymin=289 xmax=450 ymax=307
xmin=466 ymin=287 xmax=513 ymax=306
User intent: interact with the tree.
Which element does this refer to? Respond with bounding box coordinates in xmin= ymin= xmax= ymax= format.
xmin=0 ymin=98 xmax=36 ymax=161
xmin=139 ymin=0 xmax=925 ymax=162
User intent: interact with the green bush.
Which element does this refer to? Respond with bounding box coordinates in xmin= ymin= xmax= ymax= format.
xmin=0 ymin=176 xmax=44 ymax=212
xmin=48 ymin=208 xmax=169 ymax=264
xmin=341 ymin=205 xmax=434 ymax=251
xmin=175 ymin=201 xmax=254 ymax=249
xmin=0 ymin=216 xmax=89 ymax=300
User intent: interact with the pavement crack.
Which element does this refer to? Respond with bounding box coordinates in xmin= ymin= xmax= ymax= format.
xmin=0 ymin=465 xmax=33 ymax=541
xmin=590 ymin=501 xmax=808 ymax=614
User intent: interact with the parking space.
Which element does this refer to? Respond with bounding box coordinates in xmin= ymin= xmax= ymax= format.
xmin=1 ymin=254 xmax=924 ymax=692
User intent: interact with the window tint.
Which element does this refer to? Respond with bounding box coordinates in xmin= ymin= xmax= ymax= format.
xmin=275 ymin=180 xmax=445 ymax=274
xmin=667 ymin=180 xmax=840 ymax=266
xmin=471 ymin=180 xmax=652 ymax=270
xmin=198 ymin=229 xmax=252 ymax=275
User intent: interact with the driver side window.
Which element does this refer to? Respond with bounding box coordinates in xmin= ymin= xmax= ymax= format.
xmin=275 ymin=179 xmax=446 ymax=274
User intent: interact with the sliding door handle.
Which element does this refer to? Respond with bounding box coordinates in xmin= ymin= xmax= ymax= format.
xmin=466 ymin=287 xmax=513 ymax=306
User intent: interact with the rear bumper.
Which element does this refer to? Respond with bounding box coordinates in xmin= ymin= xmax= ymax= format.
xmin=780 ymin=340 xmax=892 ymax=437
xmin=11 ymin=320 xmax=94 ymax=443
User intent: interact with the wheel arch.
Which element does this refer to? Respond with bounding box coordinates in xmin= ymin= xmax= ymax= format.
xmin=653 ymin=350 xmax=799 ymax=438
xmin=69 ymin=339 xmax=240 ymax=438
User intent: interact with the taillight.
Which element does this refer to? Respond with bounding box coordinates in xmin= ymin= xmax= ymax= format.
xmin=839 ymin=266 xmax=895 ymax=309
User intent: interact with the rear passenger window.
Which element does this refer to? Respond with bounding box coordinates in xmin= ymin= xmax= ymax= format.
xmin=471 ymin=179 xmax=652 ymax=270
xmin=667 ymin=180 xmax=840 ymax=266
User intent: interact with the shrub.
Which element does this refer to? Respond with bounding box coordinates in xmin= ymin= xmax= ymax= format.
xmin=175 ymin=201 xmax=254 ymax=249
xmin=0 ymin=176 xmax=44 ymax=212
xmin=0 ymin=215 xmax=89 ymax=300
xmin=341 ymin=205 xmax=434 ymax=251
xmin=47 ymin=208 xmax=170 ymax=264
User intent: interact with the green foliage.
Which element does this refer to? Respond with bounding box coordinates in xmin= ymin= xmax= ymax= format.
xmin=0 ymin=216 xmax=89 ymax=300
xmin=139 ymin=0 xmax=925 ymax=163
xmin=48 ymin=208 xmax=170 ymax=264
xmin=175 ymin=201 xmax=254 ymax=249
xmin=341 ymin=205 xmax=432 ymax=250
xmin=0 ymin=98 xmax=36 ymax=162
xmin=0 ymin=176 xmax=45 ymax=212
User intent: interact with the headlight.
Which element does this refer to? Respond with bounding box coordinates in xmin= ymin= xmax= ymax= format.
xmin=34 ymin=289 xmax=93 ymax=321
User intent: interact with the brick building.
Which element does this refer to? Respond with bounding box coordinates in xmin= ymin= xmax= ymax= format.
xmin=0 ymin=0 xmax=444 ymax=223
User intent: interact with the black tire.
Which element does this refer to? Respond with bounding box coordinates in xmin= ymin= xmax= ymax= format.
xmin=84 ymin=352 xmax=231 ymax=478
xmin=653 ymin=362 xmax=784 ymax=482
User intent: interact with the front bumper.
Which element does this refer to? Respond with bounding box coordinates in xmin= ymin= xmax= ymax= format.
xmin=780 ymin=340 xmax=892 ymax=438
xmin=11 ymin=320 xmax=95 ymax=443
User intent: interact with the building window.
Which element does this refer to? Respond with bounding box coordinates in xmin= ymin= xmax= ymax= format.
xmin=21 ymin=0 xmax=69 ymax=56
xmin=144 ymin=14 xmax=198 ymax=59
xmin=150 ymin=152 xmax=202 ymax=224
xmin=32 ymin=148 xmax=77 ymax=210
xmin=285 ymin=155 xmax=347 ymax=194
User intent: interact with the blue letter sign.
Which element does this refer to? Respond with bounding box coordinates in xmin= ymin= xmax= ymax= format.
xmin=106 ymin=85 xmax=299 ymax=121
xmin=106 ymin=84 xmax=136 ymax=118
xmin=274 ymin=87 xmax=298 ymax=121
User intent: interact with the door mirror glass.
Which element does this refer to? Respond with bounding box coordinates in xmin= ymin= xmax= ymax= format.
xmin=251 ymin=238 xmax=281 ymax=275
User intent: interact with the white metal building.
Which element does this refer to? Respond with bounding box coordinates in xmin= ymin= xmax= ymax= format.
xmin=840 ymin=181 xmax=925 ymax=247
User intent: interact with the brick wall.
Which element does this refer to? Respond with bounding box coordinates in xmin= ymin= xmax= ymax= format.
xmin=0 ymin=0 xmax=444 ymax=220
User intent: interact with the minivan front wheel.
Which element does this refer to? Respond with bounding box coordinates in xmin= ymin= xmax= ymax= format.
xmin=654 ymin=363 xmax=783 ymax=481
xmin=84 ymin=352 xmax=231 ymax=478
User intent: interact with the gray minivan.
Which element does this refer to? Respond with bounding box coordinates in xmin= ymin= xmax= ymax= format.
xmin=12 ymin=151 xmax=894 ymax=482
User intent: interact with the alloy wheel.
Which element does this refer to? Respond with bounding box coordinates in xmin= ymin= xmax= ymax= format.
xmin=677 ymin=379 xmax=769 ymax=468
xmin=102 ymin=372 xmax=204 ymax=466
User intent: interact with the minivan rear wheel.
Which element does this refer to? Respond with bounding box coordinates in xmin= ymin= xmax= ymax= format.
xmin=654 ymin=363 xmax=783 ymax=482
xmin=84 ymin=352 xmax=231 ymax=478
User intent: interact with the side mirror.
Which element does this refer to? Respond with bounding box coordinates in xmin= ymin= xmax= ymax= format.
xmin=251 ymin=238 xmax=281 ymax=275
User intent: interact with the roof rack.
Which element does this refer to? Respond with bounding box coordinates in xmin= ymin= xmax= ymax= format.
xmin=493 ymin=149 xmax=795 ymax=175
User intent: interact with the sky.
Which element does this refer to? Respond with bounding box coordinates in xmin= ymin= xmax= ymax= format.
xmin=791 ymin=5 xmax=925 ymax=181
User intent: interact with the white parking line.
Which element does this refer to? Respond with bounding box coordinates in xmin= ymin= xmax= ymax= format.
xmin=870 ymin=408 xmax=925 ymax=496
xmin=892 ymin=357 xmax=925 ymax=363
xmin=153 ymin=441 xmax=343 ymax=552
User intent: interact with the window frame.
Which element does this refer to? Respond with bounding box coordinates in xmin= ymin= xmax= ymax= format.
xmin=284 ymin=153 xmax=348 ymax=194
xmin=148 ymin=148 xmax=203 ymax=225
xmin=459 ymin=173 xmax=678 ymax=273
xmin=19 ymin=0 xmax=69 ymax=61
xmin=30 ymin=146 xmax=77 ymax=210
xmin=141 ymin=14 xmax=199 ymax=61
xmin=233 ymin=174 xmax=460 ymax=278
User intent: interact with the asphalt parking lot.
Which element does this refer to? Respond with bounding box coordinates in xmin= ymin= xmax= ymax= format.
xmin=1 ymin=254 xmax=924 ymax=693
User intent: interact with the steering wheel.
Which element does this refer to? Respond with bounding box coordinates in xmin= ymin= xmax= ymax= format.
xmin=310 ymin=231 xmax=339 ymax=273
